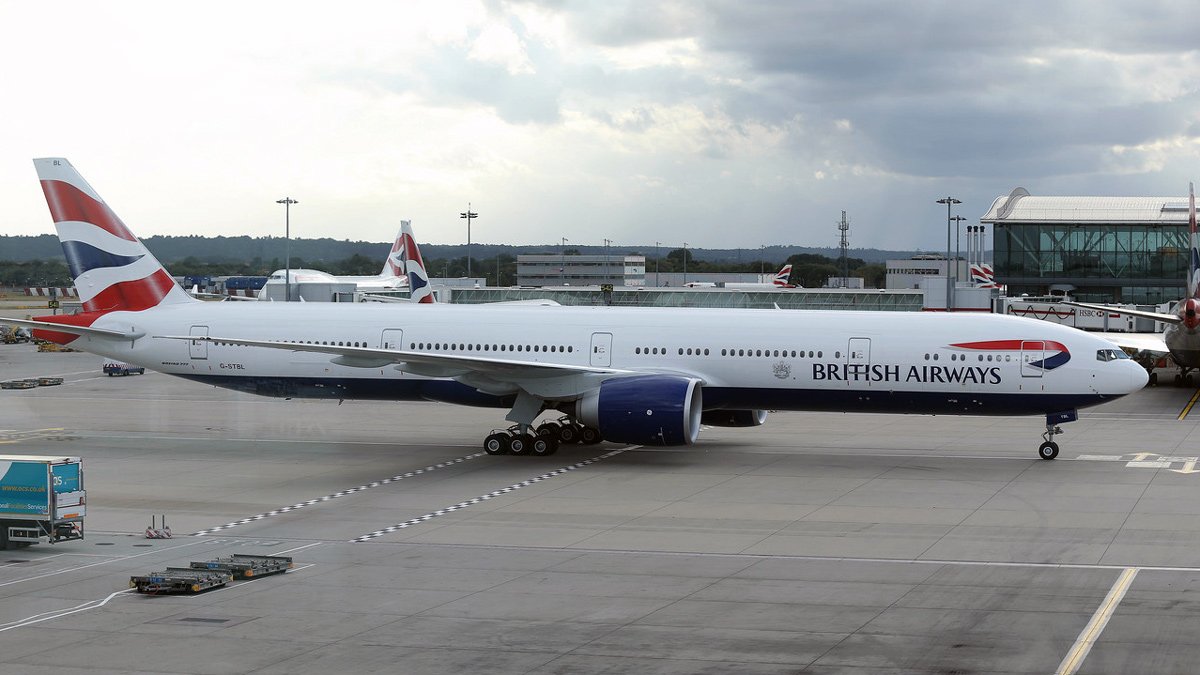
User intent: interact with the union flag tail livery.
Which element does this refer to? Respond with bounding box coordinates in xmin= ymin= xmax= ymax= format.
xmin=773 ymin=264 xmax=795 ymax=288
xmin=32 ymin=158 xmax=194 ymax=342
xmin=398 ymin=220 xmax=434 ymax=303
xmin=382 ymin=226 xmax=406 ymax=278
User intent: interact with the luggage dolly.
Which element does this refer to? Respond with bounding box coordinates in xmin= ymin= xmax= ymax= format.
xmin=130 ymin=567 xmax=232 ymax=594
xmin=190 ymin=554 xmax=293 ymax=579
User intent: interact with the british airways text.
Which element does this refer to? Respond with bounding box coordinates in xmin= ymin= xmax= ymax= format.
xmin=812 ymin=363 xmax=1003 ymax=384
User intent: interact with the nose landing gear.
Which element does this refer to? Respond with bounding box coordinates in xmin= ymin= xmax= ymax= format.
xmin=1038 ymin=410 xmax=1076 ymax=460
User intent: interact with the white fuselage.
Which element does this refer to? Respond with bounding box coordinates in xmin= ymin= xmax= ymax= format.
xmin=70 ymin=303 xmax=1144 ymax=416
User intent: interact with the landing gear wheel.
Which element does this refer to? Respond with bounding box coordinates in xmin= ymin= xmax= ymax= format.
xmin=509 ymin=433 xmax=533 ymax=455
xmin=579 ymin=426 xmax=603 ymax=445
xmin=484 ymin=433 xmax=510 ymax=455
xmin=558 ymin=423 xmax=581 ymax=445
xmin=1038 ymin=441 xmax=1059 ymax=460
xmin=1149 ymin=372 xmax=1158 ymax=386
xmin=536 ymin=422 xmax=560 ymax=438
xmin=529 ymin=435 xmax=558 ymax=456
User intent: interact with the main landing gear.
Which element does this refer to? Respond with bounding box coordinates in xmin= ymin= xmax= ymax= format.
xmin=1038 ymin=410 xmax=1077 ymax=460
xmin=482 ymin=417 xmax=604 ymax=457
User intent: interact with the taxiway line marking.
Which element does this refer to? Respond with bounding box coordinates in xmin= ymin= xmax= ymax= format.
xmin=1056 ymin=566 xmax=1138 ymax=675
xmin=1179 ymin=389 xmax=1200 ymax=421
xmin=0 ymin=538 xmax=209 ymax=589
xmin=192 ymin=452 xmax=486 ymax=535
xmin=0 ymin=588 xmax=134 ymax=633
xmin=353 ymin=448 xmax=629 ymax=542
xmin=272 ymin=542 xmax=322 ymax=556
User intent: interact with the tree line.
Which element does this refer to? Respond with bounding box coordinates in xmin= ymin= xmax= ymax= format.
xmin=0 ymin=249 xmax=885 ymax=289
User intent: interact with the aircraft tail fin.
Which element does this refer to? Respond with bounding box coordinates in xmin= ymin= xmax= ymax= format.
xmin=1189 ymin=182 xmax=1198 ymax=298
xmin=34 ymin=158 xmax=194 ymax=314
xmin=399 ymin=220 xmax=434 ymax=303
xmin=382 ymin=225 xmax=406 ymax=277
xmin=773 ymin=264 xmax=794 ymax=287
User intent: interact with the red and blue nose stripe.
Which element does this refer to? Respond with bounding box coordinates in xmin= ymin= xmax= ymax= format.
xmin=949 ymin=339 xmax=1071 ymax=371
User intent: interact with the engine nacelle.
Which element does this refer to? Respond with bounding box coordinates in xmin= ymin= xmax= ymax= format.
xmin=700 ymin=409 xmax=768 ymax=427
xmin=576 ymin=375 xmax=702 ymax=445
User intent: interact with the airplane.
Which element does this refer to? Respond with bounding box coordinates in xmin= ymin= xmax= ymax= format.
xmin=684 ymin=265 xmax=800 ymax=289
xmin=1066 ymin=184 xmax=1199 ymax=386
xmin=359 ymin=219 xmax=435 ymax=304
xmin=3 ymin=158 xmax=1147 ymax=461
xmin=258 ymin=223 xmax=415 ymax=299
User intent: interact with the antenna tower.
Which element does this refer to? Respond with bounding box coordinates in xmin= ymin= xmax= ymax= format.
xmin=837 ymin=210 xmax=850 ymax=287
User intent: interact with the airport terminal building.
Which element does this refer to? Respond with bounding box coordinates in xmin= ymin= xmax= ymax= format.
xmin=983 ymin=188 xmax=1192 ymax=304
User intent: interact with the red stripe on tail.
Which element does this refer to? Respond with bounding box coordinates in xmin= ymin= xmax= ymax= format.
xmin=40 ymin=179 xmax=137 ymax=241
xmin=82 ymin=269 xmax=177 ymax=313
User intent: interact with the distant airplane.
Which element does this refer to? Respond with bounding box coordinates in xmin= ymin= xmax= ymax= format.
xmin=260 ymin=223 xmax=416 ymax=298
xmin=3 ymin=158 xmax=1147 ymax=461
xmin=1067 ymin=184 xmax=1199 ymax=385
xmin=685 ymin=264 xmax=800 ymax=289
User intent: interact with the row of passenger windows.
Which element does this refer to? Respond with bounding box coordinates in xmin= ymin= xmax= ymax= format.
xmin=411 ymin=342 xmax=573 ymax=354
xmin=926 ymin=353 xmax=1013 ymax=362
xmin=633 ymin=347 xmax=827 ymax=359
xmin=212 ymin=339 xmax=368 ymax=347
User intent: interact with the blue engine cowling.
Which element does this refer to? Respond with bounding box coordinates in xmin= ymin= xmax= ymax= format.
xmin=575 ymin=375 xmax=703 ymax=445
xmin=700 ymin=409 xmax=768 ymax=427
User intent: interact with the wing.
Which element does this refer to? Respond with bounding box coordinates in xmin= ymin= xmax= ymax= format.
xmin=156 ymin=334 xmax=631 ymax=379
xmin=1063 ymin=301 xmax=1179 ymax=325
xmin=1092 ymin=331 xmax=1168 ymax=354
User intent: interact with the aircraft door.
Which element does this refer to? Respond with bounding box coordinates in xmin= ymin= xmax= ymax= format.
xmin=1020 ymin=340 xmax=1044 ymax=378
xmin=846 ymin=337 xmax=870 ymax=364
xmin=189 ymin=325 xmax=208 ymax=360
xmin=381 ymin=329 xmax=405 ymax=350
xmin=590 ymin=332 xmax=612 ymax=367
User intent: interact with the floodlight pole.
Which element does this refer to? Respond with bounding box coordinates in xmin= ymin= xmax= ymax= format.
xmin=936 ymin=197 xmax=961 ymax=311
xmin=460 ymin=204 xmax=478 ymax=278
xmin=276 ymin=197 xmax=298 ymax=301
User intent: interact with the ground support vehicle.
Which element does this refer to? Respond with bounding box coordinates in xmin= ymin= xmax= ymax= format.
xmin=0 ymin=455 xmax=85 ymax=549
xmin=130 ymin=568 xmax=232 ymax=594
xmin=190 ymin=554 xmax=293 ymax=579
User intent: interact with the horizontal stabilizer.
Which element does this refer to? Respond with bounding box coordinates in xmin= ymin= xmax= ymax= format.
xmin=0 ymin=316 xmax=141 ymax=340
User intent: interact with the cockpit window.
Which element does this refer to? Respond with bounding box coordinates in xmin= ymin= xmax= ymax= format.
xmin=1095 ymin=349 xmax=1130 ymax=362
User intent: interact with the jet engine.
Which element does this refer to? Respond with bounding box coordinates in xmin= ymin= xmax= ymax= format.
xmin=575 ymin=375 xmax=702 ymax=445
xmin=700 ymin=409 xmax=768 ymax=427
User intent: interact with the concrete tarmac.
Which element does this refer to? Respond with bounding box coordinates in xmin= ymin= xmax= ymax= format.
xmin=1 ymin=344 xmax=1200 ymax=673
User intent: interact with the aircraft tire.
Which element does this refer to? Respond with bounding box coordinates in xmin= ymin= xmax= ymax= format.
xmin=509 ymin=434 xmax=533 ymax=455
xmin=1149 ymin=372 xmax=1158 ymax=386
xmin=536 ymin=422 xmax=560 ymax=438
xmin=484 ymin=433 xmax=510 ymax=455
xmin=1038 ymin=441 xmax=1059 ymax=460
xmin=558 ymin=424 xmax=581 ymax=444
xmin=580 ymin=427 xmax=603 ymax=445
xmin=530 ymin=435 xmax=558 ymax=456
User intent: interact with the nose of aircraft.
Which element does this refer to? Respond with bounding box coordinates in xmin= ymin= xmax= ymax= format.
xmin=1128 ymin=361 xmax=1149 ymax=392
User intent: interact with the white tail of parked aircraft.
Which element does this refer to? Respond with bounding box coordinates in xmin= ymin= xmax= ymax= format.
xmin=3 ymin=158 xmax=1147 ymax=460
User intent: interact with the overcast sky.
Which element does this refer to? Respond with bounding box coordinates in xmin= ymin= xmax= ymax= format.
xmin=0 ymin=1 xmax=1196 ymax=252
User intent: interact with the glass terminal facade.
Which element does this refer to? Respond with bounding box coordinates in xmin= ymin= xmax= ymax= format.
xmin=984 ymin=189 xmax=1190 ymax=305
